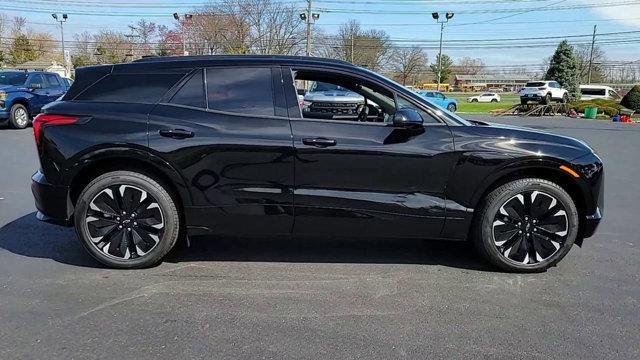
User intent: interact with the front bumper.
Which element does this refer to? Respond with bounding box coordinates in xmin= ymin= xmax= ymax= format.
xmin=582 ymin=207 xmax=602 ymax=238
xmin=31 ymin=170 xmax=73 ymax=226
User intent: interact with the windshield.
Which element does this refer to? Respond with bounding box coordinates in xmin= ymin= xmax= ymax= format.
xmin=310 ymin=82 xmax=346 ymax=92
xmin=0 ymin=72 xmax=28 ymax=86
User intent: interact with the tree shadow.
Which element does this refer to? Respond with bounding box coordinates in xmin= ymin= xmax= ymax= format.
xmin=0 ymin=213 xmax=494 ymax=272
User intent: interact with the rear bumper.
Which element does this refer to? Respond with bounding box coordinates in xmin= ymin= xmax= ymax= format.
xmin=31 ymin=170 xmax=73 ymax=226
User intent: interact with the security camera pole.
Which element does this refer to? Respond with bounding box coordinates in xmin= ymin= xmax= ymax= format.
xmin=51 ymin=13 xmax=68 ymax=77
xmin=432 ymin=12 xmax=454 ymax=92
xmin=300 ymin=1 xmax=320 ymax=57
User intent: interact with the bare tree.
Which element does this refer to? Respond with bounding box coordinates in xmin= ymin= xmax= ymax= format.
xmin=574 ymin=43 xmax=606 ymax=83
xmin=93 ymin=30 xmax=133 ymax=64
xmin=132 ymin=19 xmax=158 ymax=56
xmin=11 ymin=16 xmax=26 ymax=35
xmin=245 ymin=0 xmax=305 ymax=55
xmin=391 ymin=46 xmax=428 ymax=85
xmin=322 ymin=20 xmax=393 ymax=71
xmin=454 ymin=57 xmax=486 ymax=75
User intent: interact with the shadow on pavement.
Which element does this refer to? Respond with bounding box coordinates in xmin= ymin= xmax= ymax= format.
xmin=0 ymin=213 xmax=492 ymax=271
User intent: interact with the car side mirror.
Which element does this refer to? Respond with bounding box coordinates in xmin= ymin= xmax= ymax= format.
xmin=393 ymin=108 xmax=423 ymax=128
xmin=29 ymin=83 xmax=42 ymax=90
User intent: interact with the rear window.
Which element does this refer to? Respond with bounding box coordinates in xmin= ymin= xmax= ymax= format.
xmin=581 ymin=88 xmax=606 ymax=96
xmin=525 ymin=82 xmax=546 ymax=87
xmin=206 ymin=67 xmax=275 ymax=116
xmin=75 ymin=73 xmax=184 ymax=103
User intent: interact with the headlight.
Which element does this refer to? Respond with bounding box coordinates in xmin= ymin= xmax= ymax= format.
xmin=0 ymin=91 xmax=6 ymax=101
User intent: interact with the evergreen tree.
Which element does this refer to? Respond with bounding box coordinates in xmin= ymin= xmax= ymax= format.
xmin=9 ymin=34 xmax=38 ymax=65
xmin=545 ymin=40 xmax=580 ymax=100
xmin=430 ymin=53 xmax=453 ymax=84
xmin=621 ymin=85 xmax=640 ymax=112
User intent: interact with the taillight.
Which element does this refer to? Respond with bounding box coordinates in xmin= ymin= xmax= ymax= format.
xmin=33 ymin=114 xmax=79 ymax=147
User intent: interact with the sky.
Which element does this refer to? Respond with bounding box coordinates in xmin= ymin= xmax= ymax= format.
xmin=2 ymin=0 xmax=640 ymax=67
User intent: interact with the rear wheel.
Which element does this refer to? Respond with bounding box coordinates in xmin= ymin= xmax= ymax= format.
xmin=473 ymin=178 xmax=579 ymax=272
xmin=9 ymin=104 xmax=30 ymax=129
xmin=490 ymin=99 xmax=498 ymax=103
xmin=541 ymin=93 xmax=551 ymax=105
xmin=74 ymin=171 xmax=180 ymax=268
xmin=447 ymin=103 xmax=457 ymax=112
xmin=471 ymin=99 xmax=478 ymax=103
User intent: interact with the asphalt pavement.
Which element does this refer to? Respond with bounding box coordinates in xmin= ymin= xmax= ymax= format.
xmin=0 ymin=116 xmax=638 ymax=359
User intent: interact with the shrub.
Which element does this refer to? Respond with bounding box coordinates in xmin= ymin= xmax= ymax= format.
xmin=621 ymin=85 xmax=640 ymax=112
xmin=570 ymin=99 xmax=623 ymax=117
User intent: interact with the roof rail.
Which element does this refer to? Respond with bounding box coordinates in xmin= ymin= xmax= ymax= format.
xmin=132 ymin=54 xmax=353 ymax=66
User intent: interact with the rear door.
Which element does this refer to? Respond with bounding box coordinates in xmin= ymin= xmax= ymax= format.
xmin=284 ymin=66 xmax=454 ymax=239
xmin=149 ymin=67 xmax=295 ymax=236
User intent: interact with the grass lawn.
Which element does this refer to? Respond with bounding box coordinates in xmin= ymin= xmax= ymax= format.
xmin=446 ymin=92 xmax=520 ymax=113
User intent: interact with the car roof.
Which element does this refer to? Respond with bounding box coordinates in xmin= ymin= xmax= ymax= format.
xmin=580 ymin=85 xmax=613 ymax=90
xmin=124 ymin=55 xmax=354 ymax=71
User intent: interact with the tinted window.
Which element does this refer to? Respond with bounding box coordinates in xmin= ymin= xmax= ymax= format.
xmin=45 ymin=74 xmax=60 ymax=87
xmin=526 ymin=82 xmax=546 ymax=87
xmin=206 ymin=67 xmax=274 ymax=116
xmin=76 ymin=73 xmax=184 ymax=103
xmin=581 ymin=88 xmax=606 ymax=96
xmin=170 ymin=70 xmax=205 ymax=108
xmin=0 ymin=72 xmax=28 ymax=86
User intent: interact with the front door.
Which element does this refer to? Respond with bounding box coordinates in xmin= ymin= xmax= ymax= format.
xmin=148 ymin=67 xmax=294 ymax=236
xmin=285 ymin=67 xmax=455 ymax=239
xmin=26 ymin=74 xmax=49 ymax=115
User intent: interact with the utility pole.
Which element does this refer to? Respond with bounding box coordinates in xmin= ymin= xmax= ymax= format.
xmin=51 ymin=14 xmax=68 ymax=77
xmin=300 ymin=1 xmax=319 ymax=57
xmin=173 ymin=13 xmax=193 ymax=56
xmin=432 ymin=12 xmax=454 ymax=92
xmin=350 ymin=33 xmax=354 ymax=63
xmin=587 ymin=25 xmax=597 ymax=84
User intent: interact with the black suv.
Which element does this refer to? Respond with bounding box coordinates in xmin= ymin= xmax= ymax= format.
xmin=31 ymin=55 xmax=604 ymax=272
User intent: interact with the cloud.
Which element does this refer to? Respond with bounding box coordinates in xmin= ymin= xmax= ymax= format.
xmin=580 ymin=1 xmax=640 ymax=28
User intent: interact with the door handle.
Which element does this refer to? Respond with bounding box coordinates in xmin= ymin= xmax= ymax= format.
xmin=302 ymin=137 xmax=336 ymax=147
xmin=159 ymin=129 xmax=194 ymax=139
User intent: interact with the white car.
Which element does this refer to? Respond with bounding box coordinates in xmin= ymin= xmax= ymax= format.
xmin=467 ymin=92 xmax=501 ymax=103
xmin=579 ymin=85 xmax=621 ymax=101
xmin=519 ymin=80 xmax=569 ymax=104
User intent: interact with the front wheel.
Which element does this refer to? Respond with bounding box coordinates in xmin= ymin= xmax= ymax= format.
xmin=490 ymin=99 xmax=498 ymax=103
xmin=473 ymin=178 xmax=579 ymax=272
xmin=447 ymin=103 xmax=457 ymax=112
xmin=74 ymin=171 xmax=181 ymax=268
xmin=9 ymin=104 xmax=30 ymax=129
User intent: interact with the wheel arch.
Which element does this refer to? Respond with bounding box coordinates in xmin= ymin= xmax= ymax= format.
xmin=68 ymin=149 xmax=192 ymax=211
xmin=468 ymin=161 xmax=590 ymax=245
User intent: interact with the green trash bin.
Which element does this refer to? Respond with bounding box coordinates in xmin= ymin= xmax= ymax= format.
xmin=584 ymin=106 xmax=598 ymax=119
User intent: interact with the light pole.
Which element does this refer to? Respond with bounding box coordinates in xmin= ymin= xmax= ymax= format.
xmin=173 ymin=13 xmax=193 ymax=56
xmin=432 ymin=12 xmax=454 ymax=92
xmin=299 ymin=1 xmax=320 ymax=57
xmin=51 ymin=13 xmax=68 ymax=77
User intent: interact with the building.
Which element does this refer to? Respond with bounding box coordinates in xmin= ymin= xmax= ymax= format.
xmin=454 ymin=74 xmax=531 ymax=92
xmin=14 ymin=60 xmax=68 ymax=77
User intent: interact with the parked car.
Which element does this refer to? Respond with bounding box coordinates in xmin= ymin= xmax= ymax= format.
xmin=0 ymin=70 xmax=69 ymax=129
xmin=32 ymin=55 xmax=603 ymax=272
xmin=520 ymin=80 xmax=569 ymax=105
xmin=467 ymin=93 xmax=501 ymax=103
xmin=301 ymin=81 xmax=365 ymax=119
xmin=579 ymin=85 xmax=621 ymax=101
xmin=415 ymin=90 xmax=458 ymax=112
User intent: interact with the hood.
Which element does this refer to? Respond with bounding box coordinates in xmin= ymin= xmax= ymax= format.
xmin=304 ymin=90 xmax=364 ymax=103
xmin=0 ymin=84 xmax=21 ymax=92
xmin=453 ymin=120 xmax=594 ymax=161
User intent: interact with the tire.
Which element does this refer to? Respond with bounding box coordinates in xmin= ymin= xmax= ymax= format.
xmin=74 ymin=171 xmax=181 ymax=269
xmin=541 ymin=93 xmax=551 ymax=105
xmin=561 ymin=93 xmax=569 ymax=103
xmin=472 ymin=178 xmax=579 ymax=272
xmin=520 ymin=98 xmax=528 ymax=105
xmin=471 ymin=99 xmax=478 ymax=102
xmin=447 ymin=103 xmax=457 ymax=112
xmin=490 ymin=99 xmax=498 ymax=103
xmin=9 ymin=104 xmax=30 ymax=129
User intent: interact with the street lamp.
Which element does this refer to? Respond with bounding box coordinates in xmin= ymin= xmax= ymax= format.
xmin=51 ymin=13 xmax=69 ymax=77
xmin=432 ymin=12 xmax=454 ymax=92
xmin=300 ymin=0 xmax=320 ymax=57
xmin=173 ymin=13 xmax=193 ymax=56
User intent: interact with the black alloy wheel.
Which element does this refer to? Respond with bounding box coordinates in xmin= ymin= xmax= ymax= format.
xmin=492 ymin=191 xmax=568 ymax=265
xmin=75 ymin=171 xmax=180 ymax=268
xmin=473 ymin=178 xmax=579 ymax=272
